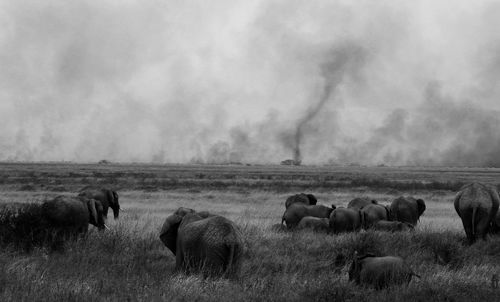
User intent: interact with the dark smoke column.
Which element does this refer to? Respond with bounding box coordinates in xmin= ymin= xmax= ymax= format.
xmin=292 ymin=43 xmax=366 ymax=164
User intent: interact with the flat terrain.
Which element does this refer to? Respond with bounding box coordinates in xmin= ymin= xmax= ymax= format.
xmin=0 ymin=163 xmax=499 ymax=301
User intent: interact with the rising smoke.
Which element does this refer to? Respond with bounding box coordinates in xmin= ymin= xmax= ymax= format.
xmin=1 ymin=1 xmax=500 ymax=166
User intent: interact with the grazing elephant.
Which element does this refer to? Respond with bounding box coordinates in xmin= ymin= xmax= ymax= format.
xmin=159 ymin=208 xmax=244 ymax=278
xmin=41 ymin=196 xmax=106 ymax=250
xmin=297 ymin=216 xmax=329 ymax=232
xmin=329 ymin=207 xmax=363 ymax=233
xmin=281 ymin=204 xmax=334 ymax=229
xmin=349 ymin=252 xmax=420 ymax=290
xmin=389 ymin=196 xmax=426 ymax=226
xmin=348 ymin=197 xmax=378 ymax=210
xmin=78 ymin=186 xmax=120 ymax=220
xmin=371 ymin=220 xmax=414 ymax=232
xmin=454 ymin=183 xmax=499 ymax=244
xmin=361 ymin=204 xmax=391 ymax=228
xmin=285 ymin=193 xmax=318 ymax=209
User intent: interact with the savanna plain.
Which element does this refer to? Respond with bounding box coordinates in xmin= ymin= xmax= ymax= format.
xmin=0 ymin=163 xmax=499 ymax=301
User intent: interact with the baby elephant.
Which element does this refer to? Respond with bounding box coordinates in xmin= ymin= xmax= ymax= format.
xmin=297 ymin=216 xmax=330 ymax=232
xmin=371 ymin=220 xmax=414 ymax=232
xmin=349 ymin=253 xmax=420 ymax=290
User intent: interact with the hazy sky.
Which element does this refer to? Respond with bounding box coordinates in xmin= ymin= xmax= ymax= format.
xmin=1 ymin=0 xmax=500 ymax=166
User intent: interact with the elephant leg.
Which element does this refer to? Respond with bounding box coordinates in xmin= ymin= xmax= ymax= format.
xmin=460 ymin=211 xmax=475 ymax=244
xmin=475 ymin=210 xmax=491 ymax=241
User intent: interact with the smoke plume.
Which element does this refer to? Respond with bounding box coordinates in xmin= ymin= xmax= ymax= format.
xmin=1 ymin=1 xmax=500 ymax=166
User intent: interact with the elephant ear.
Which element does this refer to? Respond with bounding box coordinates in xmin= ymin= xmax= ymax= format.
xmin=416 ymin=199 xmax=426 ymax=217
xmin=488 ymin=188 xmax=500 ymax=219
xmin=306 ymin=194 xmax=318 ymax=205
xmin=159 ymin=214 xmax=182 ymax=254
xmin=453 ymin=191 xmax=463 ymax=217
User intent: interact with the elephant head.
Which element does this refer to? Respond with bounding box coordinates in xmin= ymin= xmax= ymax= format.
xmin=107 ymin=190 xmax=120 ymax=219
xmin=416 ymin=199 xmax=426 ymax=217
xmin=78 ymin=187 xmax=120 ymax=220
xmin=159 ymin=213 xmax=184 ymax=254
xmin=285 ymin=193 xmax=317 ymax=208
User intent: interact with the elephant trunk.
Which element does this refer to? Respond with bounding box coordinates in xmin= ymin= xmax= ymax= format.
xmin=112 ymin=206 xmax=120 ymax=220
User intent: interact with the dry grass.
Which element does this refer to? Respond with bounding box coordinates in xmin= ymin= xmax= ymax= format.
xmin=0 ymin=163 xmax=499 ymax=301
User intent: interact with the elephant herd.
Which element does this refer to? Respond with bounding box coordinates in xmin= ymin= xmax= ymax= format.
xmin=281 ymin=194 xmax=425 ymax=234
xmin=2 ymin=182 xmax=500 ymax=289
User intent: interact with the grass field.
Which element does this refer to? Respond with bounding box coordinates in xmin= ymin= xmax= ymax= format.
xmin=0 ymin=163 xmax=499 ymax=301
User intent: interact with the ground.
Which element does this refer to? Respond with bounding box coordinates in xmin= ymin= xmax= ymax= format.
xmin=0 ymin=163 xmax=499 ymax=301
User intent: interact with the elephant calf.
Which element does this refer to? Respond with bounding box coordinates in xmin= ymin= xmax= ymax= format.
xmin=282 ymin=204 xmax=334 ymax=229
xmin=349 ymin=253 xmax=420 ymax=290
xmin=371 ymin=220 xmax=414 ymax=232
xmin=159 ymin=208 xmax=244 ymax=278
xmin=297 ymin=216 xmax=329 ymax=232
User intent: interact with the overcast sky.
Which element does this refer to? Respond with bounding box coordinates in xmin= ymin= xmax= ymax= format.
xmin=1 ymin=0 xmax=500 ymax=166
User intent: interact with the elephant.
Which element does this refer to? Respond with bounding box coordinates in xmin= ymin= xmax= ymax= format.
xmin=454 ymin=183 xmax=499 ymax=244
xmin=41 ymin=195 xmax=106 ymax=250
xmin=329 ymin=207 xmax=363 ymax=233
xmin=371 ymin=220 xmax=414 ymax=232
xmin=281 ymin=204 xmax=334 ymax=229
xmin=348 ymin=252 xmax=420 ymax=290
xmin=78 ymin=186 xmax=120 ymax=220
xmin=285 ymin=193 xmax=318 ymax=209
xmin=389 ymin=196 xmax=426 ymax=226
xmin=159 ymin=208 xmax=244 ymax=278
xmin=361 ymin=204 xmax=391 ymax=228
xmin=297 ymin=216 xmax=329 ymax=232
xmin=347 ymin=197 xmax=378 ymax=210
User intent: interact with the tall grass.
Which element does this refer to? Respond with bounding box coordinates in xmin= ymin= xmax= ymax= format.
xmin=0 ymin=209 xmax=499 ymax=301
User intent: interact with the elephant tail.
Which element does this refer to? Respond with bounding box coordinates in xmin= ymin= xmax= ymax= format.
xmin=472 ymin=205 xmax=478 ymax=237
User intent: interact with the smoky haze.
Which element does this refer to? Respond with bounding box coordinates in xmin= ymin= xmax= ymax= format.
xmin=1 ymin=1 xmax=500 ymax=166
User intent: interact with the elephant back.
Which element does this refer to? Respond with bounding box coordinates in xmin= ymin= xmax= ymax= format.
xmin=329 ymin=207 xmax=362 ymax=233
xmin=361 ymin=204 xmax=390 ymax=228
xmin=42 ymin=196 xmax=89 ymax=228
xmin=353 ymin=255 xmax=416 ymax=289
xmin=179 ymin=215 xmax=244 ymax=277
xmin=348 ymin=197 xmax=378 ymax=210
